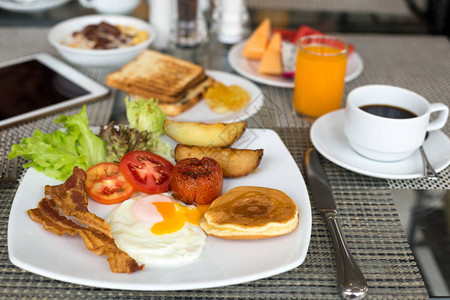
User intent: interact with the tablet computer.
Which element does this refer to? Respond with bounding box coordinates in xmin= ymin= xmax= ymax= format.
xmin=0 ymin=53 xmax=109 ymax=128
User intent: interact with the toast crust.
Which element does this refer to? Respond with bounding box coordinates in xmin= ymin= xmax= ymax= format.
xmin=106 ymin=50 xmax=205 ymax=103
xmin=130 ymin=76 xmax=215 ymax=116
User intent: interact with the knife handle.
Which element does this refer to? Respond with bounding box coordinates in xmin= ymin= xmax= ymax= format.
xmin=324 ymin=210 xmax=369 ymax=299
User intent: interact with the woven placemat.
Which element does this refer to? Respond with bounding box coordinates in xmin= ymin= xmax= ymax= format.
xmin=0 ymin=28 xmax=438 ymax=297
xmin=0 ymin=127 xmax=427 ymax=299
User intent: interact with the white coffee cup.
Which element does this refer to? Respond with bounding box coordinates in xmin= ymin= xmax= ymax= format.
xmin=79 ymin=0 xmax=140 ymax=15
xmin=343 ymin=85 xmax=449 ymax=161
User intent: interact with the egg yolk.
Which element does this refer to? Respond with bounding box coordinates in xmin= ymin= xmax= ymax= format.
xmin=151 ymin=202 xmax=209 ymax=235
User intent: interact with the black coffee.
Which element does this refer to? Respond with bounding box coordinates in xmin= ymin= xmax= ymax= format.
xmin=359 ymin=104 xmax=417 ymax=119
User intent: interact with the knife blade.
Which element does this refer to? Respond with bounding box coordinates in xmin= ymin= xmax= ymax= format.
xmin=305 ymin=147 xmax=368 ymax=299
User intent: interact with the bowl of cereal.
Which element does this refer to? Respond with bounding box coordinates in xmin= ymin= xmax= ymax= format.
xmin=48 ymin=15 xmax=156 ymax=67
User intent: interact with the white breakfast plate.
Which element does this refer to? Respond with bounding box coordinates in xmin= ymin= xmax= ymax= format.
xmin=0 ymin=0 xmax=71 ymax=13
xmin=8 ymin=129 xmax=312 ymax=290
xmin=228 ymin=40 xmax=364 ymax=88
xmin=311 ymin=109 xmax=450 ymax=179
xmin=168 ymin=70 xmax=263 ymax=123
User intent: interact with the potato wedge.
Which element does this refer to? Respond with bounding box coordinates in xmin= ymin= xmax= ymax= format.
xmin=164 ymin=120 xmax=247 ymax=147
xmin=174 ymin=144 xmax=263 ymax=177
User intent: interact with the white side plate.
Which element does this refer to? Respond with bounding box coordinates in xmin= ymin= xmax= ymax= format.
xmin=228 ymin=41 xmax=364 ymax=88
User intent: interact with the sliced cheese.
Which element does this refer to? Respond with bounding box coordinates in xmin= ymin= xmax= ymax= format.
xmin=257 ymin=32 xmax=282 ymax=75
xmin=241 ymin=19 xmax=271 ymax=60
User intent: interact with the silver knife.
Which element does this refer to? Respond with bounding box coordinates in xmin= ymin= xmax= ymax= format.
xmin=305 ymin=147 xmax=368 ymax=299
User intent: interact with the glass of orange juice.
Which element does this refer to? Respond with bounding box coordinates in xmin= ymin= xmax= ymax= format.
xmin=293 ymin=35 xmax=348 ymax=118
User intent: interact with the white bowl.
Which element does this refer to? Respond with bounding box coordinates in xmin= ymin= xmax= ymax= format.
xmin=48 ymin=15 xmax=156 ymax=67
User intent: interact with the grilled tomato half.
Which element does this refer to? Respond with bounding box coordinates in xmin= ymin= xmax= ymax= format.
xmin=170 ymin=157 xmax=223 ymax=205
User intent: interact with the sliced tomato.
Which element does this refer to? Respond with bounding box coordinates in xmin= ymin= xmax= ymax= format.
xmin=85 ymin=162 xmax=135 ymax=204
xmin=119 ymin=150 xmax=173 ymax=194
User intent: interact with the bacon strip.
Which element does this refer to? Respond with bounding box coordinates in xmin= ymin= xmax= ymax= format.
xmin=44 ymin=167 xmax=112 ymax=238
xmin=27 ymin=167 xmax=144 ymax=273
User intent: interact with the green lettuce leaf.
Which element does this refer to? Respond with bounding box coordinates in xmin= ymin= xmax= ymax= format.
xmin=8 ymin=105 xmax=105 ymax=181
xmin=55 ymin=105 xmax=105 ymax=166
xmin=124 ymin=97 xmax=173 ymax=160
xmin=125 ymin=97 xmax=165 ymax=136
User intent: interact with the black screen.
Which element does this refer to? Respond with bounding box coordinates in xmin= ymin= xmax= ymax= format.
xmin=0 ymin=59 xmax=90 ymax=120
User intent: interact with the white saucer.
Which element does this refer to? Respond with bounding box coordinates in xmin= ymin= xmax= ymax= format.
xmin=228 ymin=40 xmax=364 ymax=88
xmin=310 ymin=109 xmax=450 ymax=179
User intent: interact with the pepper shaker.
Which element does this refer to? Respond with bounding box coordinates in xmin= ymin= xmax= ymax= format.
xmin=174 ymin=0 xmax=207 ymax=48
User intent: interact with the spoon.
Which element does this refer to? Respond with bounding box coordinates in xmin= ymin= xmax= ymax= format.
xmin=419 ymin=133 xmax=440 ymax=179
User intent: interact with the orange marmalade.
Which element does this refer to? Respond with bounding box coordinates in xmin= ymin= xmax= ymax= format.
xmin=204 ymin=82 xmax=250 ymax=113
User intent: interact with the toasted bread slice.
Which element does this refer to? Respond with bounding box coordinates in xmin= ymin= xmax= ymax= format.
xmin=117 ymin=82 xmax=185 ymax=103
xmin=130 ymin=76 xmax=215 ymax=116
xmin=131 ymin=71 xmax=206 ymax=96
xmin=113 ymin=72 xmax=207 ymax=103
xmin=106 ymin=50 xmax=205 ymax=99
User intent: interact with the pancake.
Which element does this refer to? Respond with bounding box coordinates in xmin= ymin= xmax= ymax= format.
xmin=199 ymin=186 xmax=299 ymax=239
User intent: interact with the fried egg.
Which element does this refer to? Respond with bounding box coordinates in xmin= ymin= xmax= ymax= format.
xmin=106 ymin=194 xmax=208 ymax=267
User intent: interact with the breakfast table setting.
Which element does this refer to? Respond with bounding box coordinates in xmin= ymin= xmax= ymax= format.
xmin=1 ymin=1 xmax=450 ymax=299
